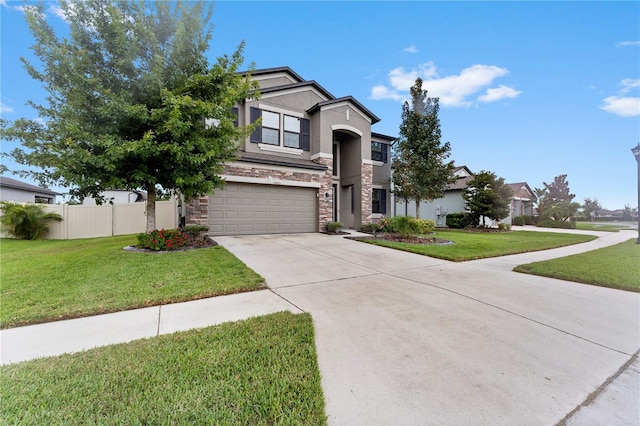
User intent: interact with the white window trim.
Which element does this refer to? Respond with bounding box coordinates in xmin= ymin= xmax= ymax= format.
xmin=258 ymin=103 xmax=304 ymax=118
xmin=372 ymin=160 xmax=384 ymax=167
xmin=258 ymin=143 xmax=303 ymax=156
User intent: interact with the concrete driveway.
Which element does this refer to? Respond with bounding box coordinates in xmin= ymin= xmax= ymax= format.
xmin=216 ymin=231 xmax=640 ymax=425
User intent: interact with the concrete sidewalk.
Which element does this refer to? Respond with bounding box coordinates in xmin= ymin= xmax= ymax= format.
xmin=1 ymin=290 xmax=301 ymax=365
xmin=1 ymin=228 xmax=638 ymax=425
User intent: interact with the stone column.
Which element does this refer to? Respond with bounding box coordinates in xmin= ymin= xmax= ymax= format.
xmin=360 ymin=161 xmax=373 ymax=226
xmin=185 ymin=196 xmax=209 ymax=227
xmin=314 ymin=156 xmax=334 ymax=232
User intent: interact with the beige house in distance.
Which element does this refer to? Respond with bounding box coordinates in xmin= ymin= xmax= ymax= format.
xmin=186 ymin=67 xmax=394 ymax=235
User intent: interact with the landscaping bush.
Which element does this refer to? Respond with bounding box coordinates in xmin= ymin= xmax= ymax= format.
xmin=523 ymin=215 xmax=539 ymax=225
xmin=360 ymin=222 xmax=382 ymax=235
xmin=378 ymin=217 xmax=394 ymax=233
xmin=325 ymin=221 xmax=343 ymax=233
xmin=537 ymin=219 xmax=576 ymax=229
xmin=181 ymin=224 xmax=209 ymax=239
xmin=388 ymin=216 xmax=421 ymax=238
xmin=512 ymin=216 xmax=525 ymax=226
xmin=498 ymin=223 xmax=511 ymax=231
xmin=137 ymin=229 xmax=190 ymax=251
xmin=0 ymin=202 xmax=63 ymax=240
xmin=414 ymin=218 xmax=436 ymax=234
xmin=445 ymin=212 xmax=479 ymax=229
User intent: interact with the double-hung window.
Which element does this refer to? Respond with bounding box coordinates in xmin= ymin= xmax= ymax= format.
xmin=371 ymin=142 xmax=388 ymax=163
xmin=250 ymin=107 xmax=310 ymax=151
xmin=372 ymin=188 xmax=387 ymax=214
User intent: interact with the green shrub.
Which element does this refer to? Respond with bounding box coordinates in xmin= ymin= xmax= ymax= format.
xmin=360 ymin=222 xmax=382 ymax=235
xmin=389 ymin=216 xmax=421 ymax=238
xmin=137 ymin=229 xmax=190 ymax=250
xmin=512 ymin=216 xmax=525 ymax=226
xmin=537 ymin=219 xmax=576 ymax=229
xmin=523 ymin=215 xmax=539 ymax=225
xmin=414 ymin=218 xmax=436 ymax=234
xmin=446 ymin=212 xmax=479 ymax=229
xmin=498 ymin=223 xmax=511 ymax=231
xmin=0 ymin=202 xmax=63 ymax=240
xmin=378 ymin=217 xmax=394 ymax=233
xmin=325 ymin=221 xmax=343 ymax=233
xmin=181 ymin=224 xmax=209 ymax=239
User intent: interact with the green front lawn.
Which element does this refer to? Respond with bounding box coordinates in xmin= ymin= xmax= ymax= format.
xmin=361 ymin=230 xmax=597 ymax=262
xmin=575 ymin=222 xmax=634 ymax=232
xmin=0 ymin=311 xmax=327 ymax=425
xmin=0 ymin=236 xmax=264 ymax=328
xmin=514 ymin=239 xmax=640 ymax=292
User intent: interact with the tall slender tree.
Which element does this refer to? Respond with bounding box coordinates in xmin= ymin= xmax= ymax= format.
xmin=1 ymin=1 xmax=258 ymax=231
xmin=391 ymin=78 xmax=456 ymax=219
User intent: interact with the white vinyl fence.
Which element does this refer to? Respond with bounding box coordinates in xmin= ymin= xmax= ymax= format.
xmin=1 ymin=199 xmax=178 ymax=240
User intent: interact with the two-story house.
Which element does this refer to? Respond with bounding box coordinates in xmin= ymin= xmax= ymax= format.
xmin=186 ymin=67 xmax=394 ymax=235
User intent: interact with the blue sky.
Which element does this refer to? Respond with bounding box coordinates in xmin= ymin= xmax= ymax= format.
xmin=1 ymin=1 xmax=639 ymax=210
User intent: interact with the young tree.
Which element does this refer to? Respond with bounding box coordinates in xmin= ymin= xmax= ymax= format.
xmin=391 ymin=78 xmax=456 ymax=219
xmin=541 ymin=174 xmax=578 ymax=221
xmin=463 ymin=171 xmax=514 ymax=226
xmin=1 ymin=1 xmax=258 ymax=231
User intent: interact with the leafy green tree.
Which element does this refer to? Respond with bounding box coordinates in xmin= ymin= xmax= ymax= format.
xmin=463 ymin=171 xmax=514 ymax=226
xmin=1 ymin=1 xmax=258 ymax=231
xmin=540 ymin=174 xmax=577 ymax=221
xmin=533 ymin=187 xmax=547 ymax=217
xmin=0 ymin=202 xmax=62 ymax=240
xmin=391 ymin=78 xmax=456 ymax=219
xmin=582 ymin=197 xmax=602 ymax=220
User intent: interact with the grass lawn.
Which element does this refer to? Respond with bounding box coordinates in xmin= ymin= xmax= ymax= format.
xmin=514 ymin=239 xmax=640 ymax=292
xmin=0 ymin=236 xmax=264 ymax=329
xmin=0 ymin=311 xmax=327 ymax=425
xmin=575 ymin=222 xmax=633 ymax=232
xmin=361 ymin=230 xmax=597 ymax=262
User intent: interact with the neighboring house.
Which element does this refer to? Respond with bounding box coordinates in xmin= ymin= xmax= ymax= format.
xmin=186 ymin=67 xmax=394 ymax=235
xmin=394 ymin=166 xmax=474 ymax=227
xmin=0 ymin=176 xmax=60 ymax=204
xmin=83 ymin=190 xmax=147 ymax=205
xmin=505 ymin=182 xmax=535 ymax=225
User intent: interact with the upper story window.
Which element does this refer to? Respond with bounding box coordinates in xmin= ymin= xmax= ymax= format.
xmin=250 ymin=107 xmax=310 ymax=151
xmin=371 ymin=142 xmax=388 ymax=163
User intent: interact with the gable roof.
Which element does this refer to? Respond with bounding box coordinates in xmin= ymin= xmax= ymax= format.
xmin=247 ymin=66 xmax=305 ymax=83
xmin=307 ymin=96 xmax=381 ymax=124
xmin=0 ymin=176 xmax=60 ymax=196
xmin=259 ymin=80 xmax=335 ymax=100
xmin=508 ymin=182 xmax=534 ymax=199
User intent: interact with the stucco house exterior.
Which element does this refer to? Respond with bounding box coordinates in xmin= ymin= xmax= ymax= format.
xmin=504 ymin=182 xmax=535 ymax=225
xmin=185 ymin=67 xmax=394 ymax=235
xmin=394 ymin=166 xmax=474 ymax=227
xmin=0 ymin=176 xmax=60 ymax=204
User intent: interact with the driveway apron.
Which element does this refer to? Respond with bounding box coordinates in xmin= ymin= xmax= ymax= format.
xmin=215 ymin=232 xmax=640 ymax=425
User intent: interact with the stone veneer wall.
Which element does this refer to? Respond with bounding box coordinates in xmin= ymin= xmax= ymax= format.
xmin=314 ymin=156 xmax=334 ymax=231
xmin=185 ymin=161 xmax=334 ymax=232
xmin=360 ymin=162 xmax=373 ymax=225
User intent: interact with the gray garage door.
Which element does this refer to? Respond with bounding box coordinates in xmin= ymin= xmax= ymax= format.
xmin=208 ymin=182 xmax=317 ymax=235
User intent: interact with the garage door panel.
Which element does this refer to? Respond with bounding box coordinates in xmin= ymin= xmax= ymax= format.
xmin=208 ymin=182 xmax=317 ymax=235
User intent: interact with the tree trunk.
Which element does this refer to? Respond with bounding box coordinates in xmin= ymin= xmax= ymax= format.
xmin=146 ymin=184 xmax=156 ymax=232
xmin=415 ymin=199 xmax=421 ymax=219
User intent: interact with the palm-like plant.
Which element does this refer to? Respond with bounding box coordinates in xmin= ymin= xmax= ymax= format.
xmin=0 ymin=202 xmax=63 ymax=240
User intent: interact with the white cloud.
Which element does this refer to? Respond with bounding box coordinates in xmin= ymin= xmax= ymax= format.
xmin=0 ymin=102 xmax=13 ymax=114
xmin=616 ymin=41 xmax=640 ymax=48
xmin=403 ymin=46 xmax=418 ymax=54
xmin=371 ymin=62 xmax=520 ymax=107
xmin=600 ymin=96 xmax=640 ymax=117
xmin=478 ymin=85 xmax=522 ymax=103
xmin=48 ymin=5 xmax=68 ymax=21
xmin=600 ymin=78 xmax=640 ymax=117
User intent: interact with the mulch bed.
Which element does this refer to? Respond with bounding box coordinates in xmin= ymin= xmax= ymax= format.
xmin=124 ymin=235 xmax=218 ymax=253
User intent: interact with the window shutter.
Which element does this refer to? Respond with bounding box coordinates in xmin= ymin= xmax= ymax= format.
xmin=382 ymin=144 xmax=388 ymax=163
xmin=231 ymin=107 xmax=239 ymax=128
xmin=301 ymin=118 xmax=310 ymax=151
xmin=381 ymin=189 xmax=387 ymax=214
xmin=250 ymin=107 xmax=261 ymax=143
